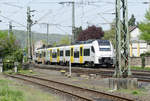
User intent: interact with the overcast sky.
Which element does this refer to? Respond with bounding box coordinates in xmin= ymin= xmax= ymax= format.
xmin=0 ymin=0 xmax=149 ymax=35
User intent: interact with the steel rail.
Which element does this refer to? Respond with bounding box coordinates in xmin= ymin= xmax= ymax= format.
xmin=7 ymin=73 xmax=134 ymax=101
xmin=5 ymin=74 xmax=93 ymax=101
xmin=33 ymin=64 xmax=150 ymax=83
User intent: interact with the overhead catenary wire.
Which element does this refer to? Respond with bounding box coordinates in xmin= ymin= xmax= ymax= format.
xmin=0 ymin=14 xmax=26 ymax=28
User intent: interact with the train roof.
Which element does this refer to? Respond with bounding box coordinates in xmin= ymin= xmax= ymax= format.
xmin=35 ymin=39 xmax=110 ymax=50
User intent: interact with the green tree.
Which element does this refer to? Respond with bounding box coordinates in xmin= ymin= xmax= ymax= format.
xmin=128 ymin=14 xmax=136 ymax=26
xmin=58 ymin=35 xmax=71 ymax=45
xmin=104 ymin=20 xmax=116 ymax=46
xmin=0 ymin=31 xmax=20 ymax=58
xmin=74 ymin=26 xmax=82 ymax=41
xmin=139 ymin=10 xmax=150 ymax=43
xmin=0 ymin=30 xmax=23 ymax=70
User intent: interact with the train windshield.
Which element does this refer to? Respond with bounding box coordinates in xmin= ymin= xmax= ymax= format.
xmin=99 ymin=48 xmax=111 ymax=51
xmin=98 ymin=40 xmax=110 ymax=46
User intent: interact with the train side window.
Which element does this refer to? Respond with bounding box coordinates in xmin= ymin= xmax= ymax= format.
xmin=60 ymin=51 xmax=63 ymax=57
xmin=74 ymin=51 xmax=79 ymax=58
xmin=71 ymin=48 xmax=73 ymax=56
xmin=84 ymin=49 xmax=90 ymax=56
xmin=36 ymin=53 xmax=38 ymax=57
xmin=80 ymin=47 xmax=83 ymax=56
xmin=65 ymin=50 xmax=70 ymax=56
xmin=91 ymin=46 xmax=95 ymax=53
xmin=52 ymin=52 xmax=57 ymax=58
xmin=40 ymin=54 xmax=42 ymax=58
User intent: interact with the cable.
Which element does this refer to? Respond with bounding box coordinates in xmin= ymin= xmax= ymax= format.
xmin=0 ymin=15 xmax=26 ymax=27
xmin=2 ymin=2 xmax=23 ymax=8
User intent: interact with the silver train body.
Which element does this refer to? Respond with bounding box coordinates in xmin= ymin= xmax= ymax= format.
xmin=33 ymin=40 xmax=115 ymax=67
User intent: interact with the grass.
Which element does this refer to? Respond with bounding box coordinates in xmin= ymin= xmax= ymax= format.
xmin=117 ymin=88 xmax=147 ymax=96
xmin=0 ymin=79 xmax=24 ymax=101
xmin=18 ymin=69 xmax=36 ymax=75
xmin=0 ymin=75 xmax=60 ymax=101
xmin=4 ymin=69 xmax=36 ymax=75
xmin=131 ymin=66 xmax=150 ymax=71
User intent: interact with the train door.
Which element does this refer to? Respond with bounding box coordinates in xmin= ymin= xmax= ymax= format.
xmin=91 ymin=46 xmax=95 ymax=63
xmin=37 ymin=51 xmax=40 ymax=62
xmin=79 ymin=45 xmax=83 ymax=63
xmin=57 ymin=48 xmax=60 ymax=63
xmin=50 ymin=49 xmax=52 ymax=63
xmin=70 ymin=46 xmax=74 ymax=63
xmin=42 ymin=51 xmax=46 ymax=64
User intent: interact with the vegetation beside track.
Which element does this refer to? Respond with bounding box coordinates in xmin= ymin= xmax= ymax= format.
xmin=4 ymin=69 xmax=36 ymax=75
xmin=131 ymin=66 xmax=150 ymax=71
xmin=116 ymin=88 xmax=147 ymax=96
xmin=0 ymin=75 xmax=60 ymax=101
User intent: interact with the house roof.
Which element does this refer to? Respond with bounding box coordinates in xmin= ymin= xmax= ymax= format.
xmin=129 ymin=26 xmax=137 ymax=32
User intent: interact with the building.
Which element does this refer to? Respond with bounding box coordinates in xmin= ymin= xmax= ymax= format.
xmin=34 ymin=40 xmax=44 ymax=50
xmin=129 ymin=26 xmax=149 ymax=57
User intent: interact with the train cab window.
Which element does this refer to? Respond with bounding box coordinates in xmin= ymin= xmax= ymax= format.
xmin=80 ymin=47 xmax=83 ymax=56
xmin=60 ymin=51 xmax=63 ymax=57
xmin=71 ymin=48 xmax=73 ymax=56
xmin=65 ymin=50 xmax=70 ymax=56
xmin=91 ymin=46 xmax=95 ymax=53
xmin=74 ymin=51 xmax=79 ymax=58
xmin=84 ymin=49 xmax=90 ymax=56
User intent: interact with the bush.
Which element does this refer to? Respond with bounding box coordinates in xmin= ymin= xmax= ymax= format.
xmin=140 ymin=51 xmax=150 ymax=68
xmin=3 ymin=55 xmax=15 ymax=71
xmin=141 ymin=56 xmax=145 ymax=68
xmin=2 ymin=49 xmax=23 ymax=71
xmin=140 ymin=51 xmax=150 ymax=57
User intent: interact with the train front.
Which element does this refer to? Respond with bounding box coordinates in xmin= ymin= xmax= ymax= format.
xmin=93 ymin=40 xmax=115 ymax=66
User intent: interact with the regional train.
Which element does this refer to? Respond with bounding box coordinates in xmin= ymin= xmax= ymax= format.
xmin=33 ymin=40 xmax=115 ymax=67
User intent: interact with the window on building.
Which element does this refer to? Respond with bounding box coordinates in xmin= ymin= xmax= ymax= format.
xmin=74 ymin=51 xmax=79 ymax=58
xmin=84 ymin=49 xmax=90 ymax=56
xmin=65 ymin=50 xmax=70 ymax=56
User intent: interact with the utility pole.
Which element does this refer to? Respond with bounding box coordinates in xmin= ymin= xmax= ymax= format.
xmin=8 ymin=21 xmax=12 ymax=38
xmin=39 ymin=23 xmax=50 ymax=47
xmin=72 ymin=1 xmax=75 ymax=42
xmin=46 ymin=24 xmax=49 ymax=46
xmin=114 ymin=0 xmax=131 ymax=78
xmin=27 ymin=7 xmax=33 ymax=62
xmin=59 ymin=1 xmax=75 ymax=43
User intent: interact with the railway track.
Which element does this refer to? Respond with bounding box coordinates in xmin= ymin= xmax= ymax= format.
xmin=33 ymin=64 xmax=150 ymax=83
xmin=6 ymin=74 xmax=134 ymax=101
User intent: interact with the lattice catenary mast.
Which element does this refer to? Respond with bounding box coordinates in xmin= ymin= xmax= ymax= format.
xmin=114 ymin=0 xmax=132 ymax=78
